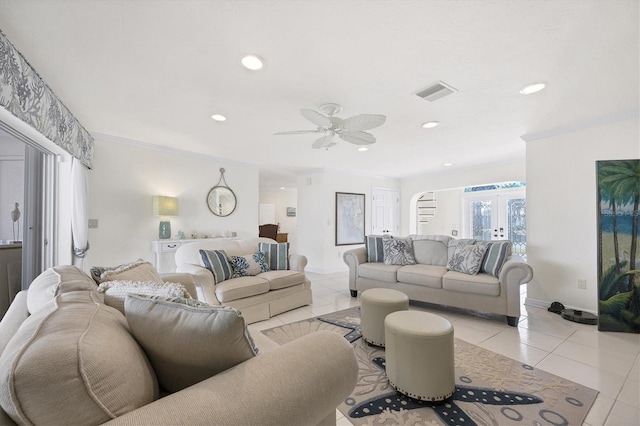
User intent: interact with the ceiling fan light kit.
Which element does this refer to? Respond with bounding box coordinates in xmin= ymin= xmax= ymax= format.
xmin=275 ymin=103 xmax=386 ymax=150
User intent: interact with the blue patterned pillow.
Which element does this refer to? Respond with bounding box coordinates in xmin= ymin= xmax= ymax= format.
xmin=258 ymin=242 xmax=289 ymax=270
xmin=447 ymin=244 xmax=488 ymax=275
xmin=478 ymin=241 xmax=512 ymax=277
xmin=199 ymin=249 xmax=233 ymax=284
xmin=365 ymin=235 xmax=390 ymax=263
xmin=383 ymin=238 xmax=416 ymax=266
xmin=229 ymin=252 xmax=270 ymax=278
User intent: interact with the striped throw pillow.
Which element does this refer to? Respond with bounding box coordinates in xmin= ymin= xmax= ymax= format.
xmin=258 ymin=242 xmax=289 ymax=270
xmin=365 ymin=235 xmax=388 ymax=263
xmin=199 ymin=249 xmax=233 ymax=284
xmin=479 ymin=241 xmax=512 ymax=277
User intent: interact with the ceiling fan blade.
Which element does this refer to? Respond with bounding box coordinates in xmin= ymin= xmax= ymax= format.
xmin=342 ymin=114 xmax=386 ymax=131
xmin=273 ymin=130 xmax=322 ymax=135
xmin=312 ymin=134 xmax=335 ymax=149
xmin=340 ymin=131 xmax=376 ymax=145
xmin=300 ymin=108 xmax=332 ymax=127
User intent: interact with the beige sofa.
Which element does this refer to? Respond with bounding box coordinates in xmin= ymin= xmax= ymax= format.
xmin=175 ymin=237 xmax=312 ymax=324
xmin=343 ymin=235 xmax=533 ymax=326
xmin=0 ymin=265 xmax=358 ymax=426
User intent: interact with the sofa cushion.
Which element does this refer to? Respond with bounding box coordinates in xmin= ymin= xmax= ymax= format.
xmin=26 ymin=265 xmax=98 ymax=314
xmin=124 ymin=294 xmax=258 ymax=393
xmin=412 ymin=240 xmax=449 ymax=266
xmin=365 ymin=235 xmax=389 ymax=262
xmin=396 ymin=264 xmax=446 ymax=288
xmin=229 ymin=252 xmax=270 ymax=278
xmin=359 ymin=263 xmax=401 ymax=283
xmin=442 ymin=271 xmax=500 ymax=296
xmin=478 ymin=240 xmax=512 ymax=278
xmin=90 ymin=260 xmax=162 ymax=284
xmin=0 ymin=291 xmax=158 ymax=425
xmin=383 ymin=238 xmax=417 ymax=265
xmin=215 ymin=276 xmax=270 ymax=303
xmin=97 ymin=280 xmax=192 ymax=314
xmin=447 ymin=243 xmax=488 ymax=275
xmin=199 ymin=249 xmax=233 ymax=283
xmin=258 ymin=242 xmax=290 ymax=270
xmin=259 ymin=270 xmax=306 ymax=290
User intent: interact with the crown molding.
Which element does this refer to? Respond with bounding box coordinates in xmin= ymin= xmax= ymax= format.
xmin=91 ymin=132 xmax=260 ymax=170
xmin=521 ymin=109 xmax=640 ymax=142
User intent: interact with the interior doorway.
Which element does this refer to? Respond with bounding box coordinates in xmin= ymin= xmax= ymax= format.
xmin=371 ymin=187 xmax=399 ymax=235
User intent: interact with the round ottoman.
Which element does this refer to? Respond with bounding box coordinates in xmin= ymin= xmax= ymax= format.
xmin=385 ymin=310 xmax=455 ymax=401
xmin=360 ymin=288 xmax=409 ymax=347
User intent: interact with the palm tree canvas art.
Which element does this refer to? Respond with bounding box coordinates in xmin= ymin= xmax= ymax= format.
xmin=597 ymin=159 xmax=640 ymax=333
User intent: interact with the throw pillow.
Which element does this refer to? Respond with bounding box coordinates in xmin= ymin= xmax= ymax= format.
xmin=97 ymin=280 xmax=192 ymax=314
xmin=26 ymin=265 xmax=98 ymax=315
xmin=447 ymin=243 xmax=488 ymax=275
xmin=258 ymin=242 xmax=289 ymax=270
xmin=199 ymin=249 xmax=233 ymax=284
xmin=478 ymin=240 xmax=512 ymax=277
xmin=365 ymin=235 xmax=392 ymax=263
xmin=447 ymin=238 xmax=476 ymax=259
xmin=229 ymin=252 xmax=270 ymax=278
xmin=90 ymin=259 xmax=162 ymax=284
xmin=383 ymin=238 xmax=417 ymax=266
xmin=124 ymin=294 xmax=259 ymax=392
xmin=0 ymin=291 xmax=158 ymax=425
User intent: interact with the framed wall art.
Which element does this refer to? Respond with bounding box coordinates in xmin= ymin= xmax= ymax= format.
xmin=335 ymin=192 xmax=365 ymax=246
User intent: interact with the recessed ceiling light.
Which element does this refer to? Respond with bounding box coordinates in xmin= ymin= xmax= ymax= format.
xmin=443 ymin=163 xmax=453 ymax=167
xmin=519 ymin=82 xmax=546 ymax=95
xmin=358 ymin=146 xmax=368 ymax=152
xmin=421 ymin=121 xmax=440 ymax=129
xmin=211 ymin=114 xmax=227 ymax=121
xmin=241 ymin=54 xmax=264 ymax=71
xmin=280 ymin=187 xmax=285 ymax=190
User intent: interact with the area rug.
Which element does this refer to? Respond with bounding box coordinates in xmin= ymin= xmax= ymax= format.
xmin=262 ymin=307 xmax=598 ymax=426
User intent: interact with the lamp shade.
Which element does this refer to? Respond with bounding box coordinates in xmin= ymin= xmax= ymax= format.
xmin=153 ymin=196 xmax=179 ymax=217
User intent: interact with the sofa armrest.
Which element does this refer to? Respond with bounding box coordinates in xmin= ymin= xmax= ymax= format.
xmin=499 ymin=255 xmax=534 ymax=317
xmin=289 ymin=254 xmax=308 ymax=272
xmin=160 ymin=273 xmax=198 ymax=300
xmin=103 ymin=331 xmax=358 ymax=426
xmin=174 ymin=264 xmax=219 ymax=305
xmin=343 ymin=247 xmax=367 ymax=290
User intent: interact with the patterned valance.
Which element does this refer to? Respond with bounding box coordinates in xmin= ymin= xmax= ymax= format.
xmin=0 ymin=30 xmax=93 ymax=168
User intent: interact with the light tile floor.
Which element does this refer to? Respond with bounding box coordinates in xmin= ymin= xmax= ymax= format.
xmin=247 ymin=272 xmax=640 ymax=426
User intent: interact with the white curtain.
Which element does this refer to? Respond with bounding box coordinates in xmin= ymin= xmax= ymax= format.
xmin=71 ymin=157 xmax=89 ymax=267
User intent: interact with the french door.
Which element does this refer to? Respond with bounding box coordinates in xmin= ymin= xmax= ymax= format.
xmin=463 ymin=189 xmax=527 ymax=256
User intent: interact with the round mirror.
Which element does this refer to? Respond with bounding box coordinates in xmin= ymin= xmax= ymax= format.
xmin=206 ymin=186 xmax=237 ymax=217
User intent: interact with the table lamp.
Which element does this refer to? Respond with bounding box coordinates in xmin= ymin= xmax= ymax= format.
xmin=153 ymin=196 xmax=178 ymax=239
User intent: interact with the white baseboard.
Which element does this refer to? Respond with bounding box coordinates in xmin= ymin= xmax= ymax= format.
xmin=525 ymin=297 xmax=597 ymax=316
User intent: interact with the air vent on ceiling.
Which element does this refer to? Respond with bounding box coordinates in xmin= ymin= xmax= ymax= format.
xmin=416 ymin=81 xmax=458 ymax=102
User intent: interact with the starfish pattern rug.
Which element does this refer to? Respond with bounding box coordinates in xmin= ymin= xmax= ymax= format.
xmin=262 ymin=307 xmax=598 ymax=426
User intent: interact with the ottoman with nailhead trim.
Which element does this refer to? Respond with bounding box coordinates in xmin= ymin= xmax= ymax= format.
xmin=384 ymin=310 xmax=455 ymax=401
xmin=360 ymin=288 xmax=409 ymax=347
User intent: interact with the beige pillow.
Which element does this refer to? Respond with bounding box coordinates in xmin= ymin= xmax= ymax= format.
xmin=124 ymin=294 xmax=259 ymax=392
xmin=90 ymin=260 xmax=162 ymax=284
xmin=26 ymin=265 xmax=98 ymax=314
xmin=0 ymin=291 xmax=158 ymax=425
xmin=97 ymin=280 xmax=192 ymax=314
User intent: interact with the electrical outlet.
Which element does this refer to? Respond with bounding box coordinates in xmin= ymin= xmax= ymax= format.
xmin=338 ymin=251 xmax=342 ymax=258
xmin=577 ymin=278 xmax=586 ymax=289
xmin=88 ymin=219 xmax=99 ymax=229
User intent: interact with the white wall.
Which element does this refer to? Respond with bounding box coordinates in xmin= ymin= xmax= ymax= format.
xmin=525 ymin=117 xmax=640 ymax=313
xmin=259 ymin=190 xmax=298 ymax=252
xmin=0 ymin=137 xmax=24 ymax=242
xmin=297 ymin=169 xmax=399 ymax=273
xmin=401 ymin=161 xmax=527 ymax=235
xmin=85 ymin=138 xmax=260 ymax=271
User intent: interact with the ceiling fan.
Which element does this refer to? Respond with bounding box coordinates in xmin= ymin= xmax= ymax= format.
xmin=274 ymin=103 xmax=386 ymax=149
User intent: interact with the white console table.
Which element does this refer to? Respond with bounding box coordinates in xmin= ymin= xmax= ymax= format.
xmin=151 ymin=237 xmax=243 ymax=273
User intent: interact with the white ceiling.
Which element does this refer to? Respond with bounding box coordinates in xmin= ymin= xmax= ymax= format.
xmin=0 ymin=1 xmax=638 ymax=189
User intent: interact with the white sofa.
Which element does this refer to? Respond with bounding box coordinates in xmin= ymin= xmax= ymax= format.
xmin=343 ymin=235 xmax=533 ymax=326
xmin=175 ymin=237 xmax=312 ymax=324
